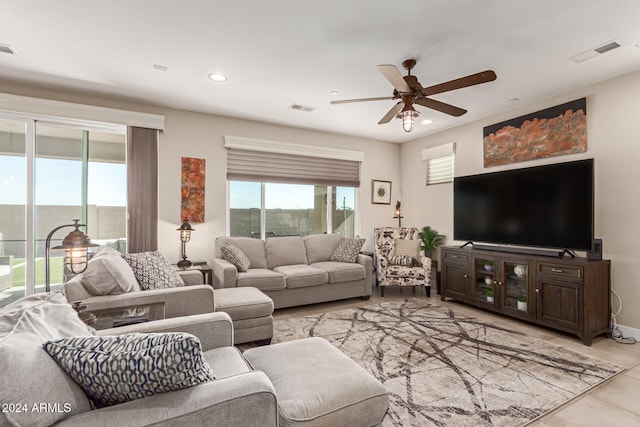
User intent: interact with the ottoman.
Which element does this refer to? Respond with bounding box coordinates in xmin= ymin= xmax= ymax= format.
xmin=214 ymin=287 xmax=274 ymax=345
xmin=243 ymin=337 xmax=388 ymax=427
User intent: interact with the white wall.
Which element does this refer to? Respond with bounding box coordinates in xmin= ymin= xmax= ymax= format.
xmin=157 ymin=109 xmax=401 ymax=260
xmin=400 ymin=69 xmax=640 ymax=331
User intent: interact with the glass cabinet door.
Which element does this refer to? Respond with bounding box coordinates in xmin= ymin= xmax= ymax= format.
xmin=502 ymin=261 xmax=529 ymax=313
xmin=473 ymin=257 xmax=496 ymax=305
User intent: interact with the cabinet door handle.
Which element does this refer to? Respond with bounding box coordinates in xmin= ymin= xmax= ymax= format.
xmin=535 ymin=288 xmax=540 ymax=293
xmin=451 ymin=255 xmax=459 ymax=259
xmin=551 ymin=268 xmax=564 ymax=273
xmin=463 ymin=274 xmax=469 ymax=279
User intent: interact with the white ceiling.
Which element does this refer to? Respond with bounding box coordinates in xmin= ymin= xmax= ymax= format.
xmin=2 ymin=1 xmax=640 ymax=143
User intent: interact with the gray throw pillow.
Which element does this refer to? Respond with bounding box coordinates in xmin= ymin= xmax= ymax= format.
xmin=221 ymin=242 xmax=251 ymax=272
xmin=330 ymin=238 xmax=365 ymax=263
xmin=43 ymin=332 xmax=215 ymax=408
xmin=122 ymin=251 xmax=185 ymax=290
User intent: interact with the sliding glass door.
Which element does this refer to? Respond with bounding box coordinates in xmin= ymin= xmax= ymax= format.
xmin=0 ymin=118 xmax=126 ymax=307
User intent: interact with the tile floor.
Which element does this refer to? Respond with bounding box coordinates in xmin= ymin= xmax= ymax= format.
xmin=273 ymin=287 xmax=640 ymax=426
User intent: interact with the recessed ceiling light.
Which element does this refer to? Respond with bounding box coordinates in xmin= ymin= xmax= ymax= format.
xmin=153 ymin=64 xmax=168 ymax=72
xmin=209 ymin=73 xmax=227 ymax=82
xmin=330 ymin=90 xmax=339 ymax=96
xmin=421 ymin=119 xmax=433 ymax=125
xmin=510 ymin=97 xmax=520 ymax=102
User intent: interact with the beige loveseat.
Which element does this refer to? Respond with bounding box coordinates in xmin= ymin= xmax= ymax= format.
xmin=212 ymin=234 xmax=372 ymax=309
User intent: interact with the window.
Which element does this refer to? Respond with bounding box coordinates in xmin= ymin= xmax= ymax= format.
xmin=225 ymin=136 xmax=362 ymax=239
xmin=0 ymin=119 xmax=126 ymax=307
xmin=229 ymin=182 xmax=357 ymax=238
xmin=422 ymin=143 xmax=456 ymax=185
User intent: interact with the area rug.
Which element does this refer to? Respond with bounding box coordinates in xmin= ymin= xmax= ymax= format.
xmin=270 ymin=299 xmax=623 ymax=426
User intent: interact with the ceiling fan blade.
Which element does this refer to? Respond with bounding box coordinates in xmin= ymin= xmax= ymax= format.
xmin=421 ymin=70 xmax=497 ymax=96
xmin=378 ymin=102 xmax=404 ymax=124
xmin=416 ymin=98 xmax=467 ymax=117
xmin=330 ymin=96 xmax=395 ymax=105
xmin=377 ymin=64 xmax=411 ymax=93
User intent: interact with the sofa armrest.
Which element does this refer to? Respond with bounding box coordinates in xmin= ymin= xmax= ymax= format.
xmin=420 ymin=256 xmax=433 ymax=283
xmin=57 ymin=371 xmax=277 ymax=427
xmin=176 ymin=269 xmax=205 ymax=286
xmin=69 ymin=285 xmax=215 ymax=319
xmin=356 ymin=254 xmax=373 ymax=291
xmin=96 ymin=312 xmax=234 ymax=350
xmin=212 ymin=258 xmax=238 ymax=289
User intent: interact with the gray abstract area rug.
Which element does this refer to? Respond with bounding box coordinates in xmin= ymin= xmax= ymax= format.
xmin=270 ymin=299 xmax=623 ymax=426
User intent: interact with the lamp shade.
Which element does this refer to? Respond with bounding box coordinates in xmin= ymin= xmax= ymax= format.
xmin=52 ymin=222 xmax=98 ymax=274
xmin=177 ymin=219 xmax=194 ymax=243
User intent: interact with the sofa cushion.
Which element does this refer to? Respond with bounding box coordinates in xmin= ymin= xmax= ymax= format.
xmin=0 ymin=292 xmax=94 ymax=427
xmin=330 ymin=237 xmax=365 ymax=263
xmin=123 ymin=251 xmax=185 ymax=290
xmin=220 ymin=242 xmax=251 ymax=272
xmin=203 ymin=346 xmax=251 ymax=380
xmin=273 ymin=264 xmax=328 ymax=289
xmin=216 ymin=236 xmax=268 ymax=269
xmin=303 ymin=234 xmax=344 ymax=264
xmin=311 ymin=261 xmax=366 ymax=284
xmin=43 ymin=332 xmax=215 ymax=408
xmin=237 ymin=269 xmax=286 ymax=291
xmin=265 ymin=236 xmax=309 ymax=269
xmin=391 ymin=239 xmax=420 ymax=258
xmin=81 ymin=248 xmax=140 ymax=296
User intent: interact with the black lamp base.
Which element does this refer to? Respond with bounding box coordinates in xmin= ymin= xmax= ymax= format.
xmin=177 ymin=258 xmax=192 ymax=268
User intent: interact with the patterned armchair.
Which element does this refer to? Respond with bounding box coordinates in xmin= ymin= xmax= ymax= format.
xmin=374 ymin=227 xmax=431 ymax=297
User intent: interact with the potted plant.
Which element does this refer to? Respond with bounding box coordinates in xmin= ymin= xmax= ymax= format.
xmin=517 ymin=296 xmax=527 ymax=311
xmin=481 ymin=260 xmax=494 ymax=272
xmin=485 ymin=288 xmax=494 ymax=303
xmin=418 ymin=226 xmax=446 ymax=259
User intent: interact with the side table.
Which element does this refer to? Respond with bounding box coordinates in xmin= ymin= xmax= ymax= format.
xmin=172 ymin=263 xmax=213 ymax=286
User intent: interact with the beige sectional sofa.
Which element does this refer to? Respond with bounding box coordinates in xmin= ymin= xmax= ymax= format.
xmin=212 ymin=234 xmax=372 ymax=309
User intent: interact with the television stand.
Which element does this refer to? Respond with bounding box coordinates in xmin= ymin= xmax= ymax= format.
xmin=440 ymin=245 xmax=611 ymax=345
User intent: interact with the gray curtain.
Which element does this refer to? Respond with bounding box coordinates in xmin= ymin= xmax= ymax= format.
xmin=127 ymin=126 xmax=158 ymax=253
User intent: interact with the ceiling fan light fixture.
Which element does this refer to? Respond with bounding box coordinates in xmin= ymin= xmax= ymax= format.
xmin=398 ymin=104 xmax=420 ymax=132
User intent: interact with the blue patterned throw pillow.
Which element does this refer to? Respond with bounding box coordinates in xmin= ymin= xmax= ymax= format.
xmin=43 ymin=332 xmax=215 ymax=408
xmin=122 ymin=251 xmax=184 ymax=290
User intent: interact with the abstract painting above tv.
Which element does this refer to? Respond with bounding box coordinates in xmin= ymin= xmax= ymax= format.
xmin=482 ymin=98 xmax=587 ymax=168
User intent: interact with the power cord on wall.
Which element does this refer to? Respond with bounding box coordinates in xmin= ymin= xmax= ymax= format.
xmin=610 ymin=288 xmax=636 ymax=345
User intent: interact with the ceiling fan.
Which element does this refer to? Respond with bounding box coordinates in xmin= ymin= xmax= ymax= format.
xmin=330 ymin=59 xmax=497 ymax=132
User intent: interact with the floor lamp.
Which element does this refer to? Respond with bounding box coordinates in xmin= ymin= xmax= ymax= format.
xmin=45 ymin=219 xmax=97 ymax=292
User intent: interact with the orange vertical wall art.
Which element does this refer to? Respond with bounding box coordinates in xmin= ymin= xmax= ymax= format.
xmin=180 ymin=157 xmax=205 ymax=222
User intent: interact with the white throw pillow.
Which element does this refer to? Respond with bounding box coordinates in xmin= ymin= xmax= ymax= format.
xmin=392 ymin=239 xmax=420 ymax=258
xmin=81 ymin=248 xmax=140 ymax=295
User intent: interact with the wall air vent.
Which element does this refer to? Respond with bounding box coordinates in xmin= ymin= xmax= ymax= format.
xmin=0 ymin=44 xmax=15 ymax=55
xmin=288 ymin=103 xmax=315 ymax=112
xmin=569 ymin=39 xmax=624 ymax=63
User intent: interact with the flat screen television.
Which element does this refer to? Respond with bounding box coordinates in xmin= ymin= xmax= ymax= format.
xmin=453 ymin=158 xmax=594 ymax=251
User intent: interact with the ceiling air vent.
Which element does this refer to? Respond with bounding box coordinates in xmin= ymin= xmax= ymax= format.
xmin=288 ymin=103 xmax=315 ymax=112
xmin=569 ymin=39 xmax=623 ymax=63
xmin=0 ymin=44 xmax=15 ymax=55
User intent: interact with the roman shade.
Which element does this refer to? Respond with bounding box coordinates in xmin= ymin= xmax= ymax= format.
xmin=227 ymin=148 xmax=360 ymax=187
xmin=422 ymin=142 xmax=455 ymax=185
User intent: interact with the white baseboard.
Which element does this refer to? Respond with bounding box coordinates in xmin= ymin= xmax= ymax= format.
xmin=615 ymin=324 xmax=640 ymax=341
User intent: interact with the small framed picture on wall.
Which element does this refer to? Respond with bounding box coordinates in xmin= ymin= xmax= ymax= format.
xmin=371 ymin=179 xmax=392 ymax=204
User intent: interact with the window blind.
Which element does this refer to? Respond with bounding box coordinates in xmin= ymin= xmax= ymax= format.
xmin=227 ymin=148 xmax=360 ymax=187
xmin=426 ymin=155 xmax=454 ymax=185
xmin=422 ymin=142 xmax=455 ymax=185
